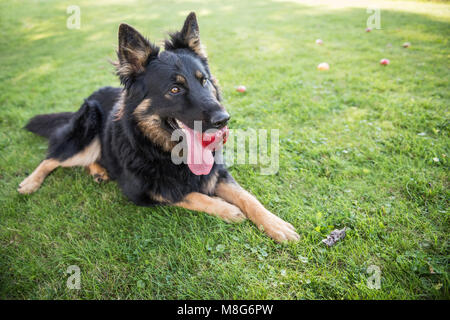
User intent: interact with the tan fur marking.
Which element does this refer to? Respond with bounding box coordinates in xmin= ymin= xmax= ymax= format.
xmin=202 ymin=170 xmax=219 ymax=195
xmin=116 ymin=42 xmax=152 ymax=77
xmin=114 ymin=61 xmax=133 ymax=79
xmin=174 ymin=192 xmax=246 ymax=223
xmin=114 ymin=90 xmax=126 ymax=121
xmin=18 ymin=159 xmax=60 ymax=194
xmin=195 ymin=70 xmax=203 ymax=79
xmin=211 ymin=76 xmax=219 ymax=86
xmin=210 ymin=82 xmax=217 ymax=97
xmin=87 ymin=162 xmax=109 ymax=183
xmin=188 ymin=38 xmax=207 ymax=58
xmin=133 ymin=98 xmax=152 ymax=116
xmin=215 ymin=182 xmax=300 ymax=242
xmin=60 ymin=138 xmax=101 ymax=167
xmin=125 ymin=45 xmax=152 ymax=73
xmin=176 ymin=75 xmax=186 ymax=84
xmin=18 ymin=138 xmax=102 ymax=194
xmin=149 ymin=192 xmax=169 ymax=203
xmin=133 ymin=99 xmax=176 ymax=152
xmin=209 ymin=76 xmax=219 ymax=98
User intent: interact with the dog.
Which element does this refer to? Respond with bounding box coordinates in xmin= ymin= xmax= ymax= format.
xmin=18 ymin=12 xmax=299 ymax=242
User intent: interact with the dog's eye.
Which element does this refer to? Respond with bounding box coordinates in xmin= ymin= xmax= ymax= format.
xmin=169 ymin=86 xmax=181 ymax=95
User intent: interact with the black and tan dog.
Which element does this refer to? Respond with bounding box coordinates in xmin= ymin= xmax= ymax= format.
xmin=18 ymin=13 xmax=299 ymax=242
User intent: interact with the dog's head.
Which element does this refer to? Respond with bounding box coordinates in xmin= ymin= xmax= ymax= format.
xmin=114 ymin=13 xmax=229 ymax=162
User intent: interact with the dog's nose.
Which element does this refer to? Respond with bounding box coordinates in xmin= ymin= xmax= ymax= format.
xmin=210 ymin=111 xmax=230 ymax=128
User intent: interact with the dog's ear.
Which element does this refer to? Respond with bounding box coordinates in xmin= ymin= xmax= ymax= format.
xmin=115 ymin=23 xmax=159 ymax=88
xmin=165 ymin=12 xmax=207 ymax=59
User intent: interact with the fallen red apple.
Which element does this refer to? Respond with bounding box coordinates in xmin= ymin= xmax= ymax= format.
xmin=402 ymin=42 xmax=411 ymax=48
xmin=316 ymin=39 xmax=323 ymax=45
xmin=366 ymin=28 xmax=372 ymax=32
xmin=317 ymin=62 xmax=329 ymax=71
xmin=236 ymin=85 xmax=246 ymax=93
xmin=380 ymin=58 xmax=390 ymax=65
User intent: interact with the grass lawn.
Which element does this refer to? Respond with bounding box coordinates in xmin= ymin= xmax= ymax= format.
xmin=0 ymin=0 xmax=449 ymax=299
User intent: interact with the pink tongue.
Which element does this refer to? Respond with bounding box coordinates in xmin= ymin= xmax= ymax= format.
xmin=182 ymin=125 xmax=215 ymax=175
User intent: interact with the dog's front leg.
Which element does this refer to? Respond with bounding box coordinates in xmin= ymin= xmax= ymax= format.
xmin=215 ymin=181 xmax=300 ymax=242
xmin=174 ymin=192 xmax=246 ymax=223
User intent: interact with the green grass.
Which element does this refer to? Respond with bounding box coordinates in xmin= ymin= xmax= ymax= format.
xmin=0 ymin=0 xmax=449 ymax=299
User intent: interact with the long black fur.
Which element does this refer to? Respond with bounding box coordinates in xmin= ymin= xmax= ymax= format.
xmin=24 ymin=13 xmax=235 ymax=207
xmin=47 ymin=99 xmax=103 ymax=161
xmin=25 ymin=112 xmax=73 ymax=138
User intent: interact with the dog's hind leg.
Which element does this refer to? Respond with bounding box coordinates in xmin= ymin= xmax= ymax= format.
xmin=174 ymin=192 xmax=246 ymax=223
xmin=18 ymin=136 xmax=102 ymax=194
xmin=86 ymin=162 xmax=109 ymax=183
xmin=18 ymin=137 xmax=102 ymax=194
xmin=18 ymin=100 xmax=104 ymax=194
xmin=18 ymin=159 xmax=60 ymax=194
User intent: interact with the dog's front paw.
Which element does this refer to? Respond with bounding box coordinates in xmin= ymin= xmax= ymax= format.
xmin=18 ymin=177 xmax=41 ymax=194
xmin=225 ymin=205 xmax=247 ymax=223
xmin=259 ymin=213 xmax=300 ymax=243
xmin=216 ymin=199 xmax=247 ymax=223
xmin=87 ymin=163 xmax=109 ymax=183
xmin=93 ymin=173 xmax=109 ymax=183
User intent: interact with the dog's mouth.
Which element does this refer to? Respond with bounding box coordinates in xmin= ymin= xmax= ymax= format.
xmin=165 ymin=118 xmax=180 ymax=131
xmin=165 ymin=117 xmax=228 ymax=175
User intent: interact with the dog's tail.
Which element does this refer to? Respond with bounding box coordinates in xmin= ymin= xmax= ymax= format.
xmin=24 ymin=112 xmax=74 ymax=139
